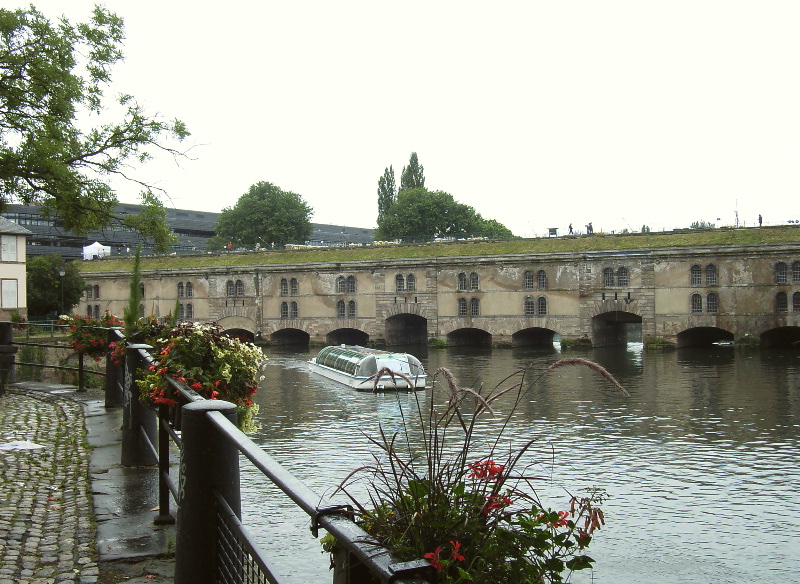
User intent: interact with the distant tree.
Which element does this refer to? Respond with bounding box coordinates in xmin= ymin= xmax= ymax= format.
xmin=641 ymin=225 xmax=651 ymax=233
xmin=400 ymin=152 xmax=425 ymax=191
xmin=478 ymin=219 xmax=514 ymax=239
xmin=690 ymin=220 xmax=715 ymax=230
xmin=215 ymin=182 xmax=313 ymax=248
xmin=375 ymin=188 xmax=511 ymax=242
xmin=26 ymin=255 xmax=85 ymax=318
xmin=122 ymin=192 xmax=178 ymax=254
xmin=377 ymin=165 xmax=396 ymax=223
xmin=0 ymin=5 xmax=189 ymax=247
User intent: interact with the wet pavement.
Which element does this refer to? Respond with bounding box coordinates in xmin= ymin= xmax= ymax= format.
xmin=0 ymin=383 xmax=175 ymax=583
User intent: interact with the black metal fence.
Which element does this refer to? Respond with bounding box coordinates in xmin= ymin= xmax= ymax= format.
xmin=106 ymin=328 xmax=435 ymax=584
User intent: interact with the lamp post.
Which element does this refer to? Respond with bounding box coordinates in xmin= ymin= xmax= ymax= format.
xmin=58 ymin=268 xmax=65 ymax=316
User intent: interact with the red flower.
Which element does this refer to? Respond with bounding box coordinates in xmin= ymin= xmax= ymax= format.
xmin=211 ymin=390 xmax=220 ymax=399
xmin=423 ymin=546 xmax=443 ymax=572
xmin=191 ymin=382 xmax=202 ymax=390
xmin=537 ymin=510 xmax=570 ymax=528
xmin=449 ymin=540 xmax=465 ymax=562
xmin=482 ymin=495 xmax=513 ymax=514
xmin=468 ymin=460 xmax=504 ymax=480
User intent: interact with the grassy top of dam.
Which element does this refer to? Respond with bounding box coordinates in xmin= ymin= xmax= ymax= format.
xmin=77 ymin=225 xmax=800 ymax=272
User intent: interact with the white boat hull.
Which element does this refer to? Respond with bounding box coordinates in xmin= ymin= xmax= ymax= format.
xmin=308 ymin=360 xmax=427 ymax=390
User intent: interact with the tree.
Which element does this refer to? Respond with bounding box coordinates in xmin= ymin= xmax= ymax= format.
xmin=375 ymin=188 xmax=512 ymax=242
xmin=478 ymin=219 xmax=514 ymax=239
xmin=400 ymin=152 xmax=425 ymax=191
xmin=0 ymin=5 xmax=189 ymax=246
xmin=377 ymin=165 xmax=396 ymax=223
xmin=26 ymin=255 xmax=85 ymax=318
xmin=215 ymin=181 xmax=313 ymax=248
xmin=122 ymin=191 xmax=178 ymax=254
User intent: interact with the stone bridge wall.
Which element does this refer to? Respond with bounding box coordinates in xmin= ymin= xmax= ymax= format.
xmin=78 ymin=242 xmax=800 ymax=347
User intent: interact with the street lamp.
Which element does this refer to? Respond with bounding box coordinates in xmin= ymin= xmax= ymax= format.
xmin=58 ymin=268 xmax=65 ymax=316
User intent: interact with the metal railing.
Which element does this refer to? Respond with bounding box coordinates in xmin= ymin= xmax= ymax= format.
xmin=6 ymin=321 xmax=108 ymax=392
xmin=109 ymin=331 xmax=435 ymax=584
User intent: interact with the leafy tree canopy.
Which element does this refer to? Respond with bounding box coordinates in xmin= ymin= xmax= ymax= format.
xmin=214 ymin=181 xmax=313 ymax=249
xmin=375 ymin=188 xmax=514 ymax=242
xmin=377 ymin=165 xmax=396 ymax=223
xmin=26 ymin=255 xmax=85 ymax=318
xmin=122 ymin=192 xmax=178 ymax=255
xmin=399 ymin=152 xmax=425 ymax=191
xmin=0 ymin=5 xmax=189 ymax=247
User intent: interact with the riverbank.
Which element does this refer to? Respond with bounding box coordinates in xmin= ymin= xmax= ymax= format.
xmin=0 ymin=383 xmax=175 ymax=584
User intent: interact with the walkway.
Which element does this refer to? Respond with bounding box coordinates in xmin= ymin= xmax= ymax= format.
xmin=0 ymin=383 xmax=175 ymax=584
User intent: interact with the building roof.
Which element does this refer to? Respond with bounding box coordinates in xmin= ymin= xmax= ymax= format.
xmin=0 ymin=215 xmax=32 ymax=236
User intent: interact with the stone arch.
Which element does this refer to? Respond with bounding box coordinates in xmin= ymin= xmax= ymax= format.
xmin=269 ymin=327 xmax=310 ymax=346
xmin=216 ymin=315 xmax=257 ymax=337
xmin=327 ymin=327 xmax=369 ymax=346
xmin=512 ymin=327 xmax=557 ymax=347
xmin=676 ymin=326 xmax=734 ymax=348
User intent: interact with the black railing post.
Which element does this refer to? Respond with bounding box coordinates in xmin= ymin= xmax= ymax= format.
xmin=77 ymin=351 xmax=86 ymax=392
xmin=0 ymin=322 xmax=18 ymax=397
xmin=121 ymin=344 xmax=158 ymax=466
xmin=104 ymin=328 xmax=124 ymax=407
xmin=175 ymin=400 xmax=241 ymax=584
xmin=154 ymin=403 xmax=175 ymax=525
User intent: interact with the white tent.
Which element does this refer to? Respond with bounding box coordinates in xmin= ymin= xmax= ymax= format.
xmin=82 ymin=241 xmax=111 ymax=260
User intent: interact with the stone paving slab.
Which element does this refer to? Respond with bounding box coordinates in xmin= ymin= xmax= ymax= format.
xmin=0 ymin=384 xmax=175 ymax=584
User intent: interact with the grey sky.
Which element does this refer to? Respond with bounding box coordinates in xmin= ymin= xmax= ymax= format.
xmin=18 ymin=1 xmax=800 ymax=236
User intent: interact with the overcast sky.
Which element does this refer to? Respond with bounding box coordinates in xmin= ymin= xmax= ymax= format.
xmin=18 ymin=1 xmax=800 ymax=237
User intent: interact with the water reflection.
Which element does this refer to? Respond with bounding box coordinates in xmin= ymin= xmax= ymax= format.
xmin=242 ymin=345 xmax=800 ymax=584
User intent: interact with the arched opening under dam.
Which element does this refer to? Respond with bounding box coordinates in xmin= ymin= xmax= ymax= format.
xmin=512 ymin=327 xmax=557 ymax=348
xmin=326 ymin=328 xmax=369 ymax=346
xmin=676 ymin=327 xmax=734 ymax=348
xmin=446 ymin=327 xmax=491 ymax=347
xmin=385 ymin=314 xmax=428 ymax=346
xmin=592 ymin=311 xmax=642 ymax=347
xmin=760 ymin=326 xmax=800 ymax=348
xmin=223 ymin=328 xmax=254 ymax=343
xmin=269 ymin=328 xmax=311 ymax=346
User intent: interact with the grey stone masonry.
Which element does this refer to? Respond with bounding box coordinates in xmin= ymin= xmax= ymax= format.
xmin=0 ymin=389 xmax=98 ymax=584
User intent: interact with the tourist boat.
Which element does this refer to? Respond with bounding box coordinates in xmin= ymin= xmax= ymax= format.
xmin=308 ymin=345 xmax=428 ymax=390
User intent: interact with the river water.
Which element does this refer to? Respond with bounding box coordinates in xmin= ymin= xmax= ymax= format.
xmin=240 ymin=344 xmax=800 ymax=583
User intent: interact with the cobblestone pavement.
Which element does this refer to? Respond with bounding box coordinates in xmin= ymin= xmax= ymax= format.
xmin=0 ymin=388 xmax=98 ymax=584
xmin=0 ymin=386 xmax=174 ymax=584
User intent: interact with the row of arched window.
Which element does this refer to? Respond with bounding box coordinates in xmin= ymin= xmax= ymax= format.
xmin=336 ymin=276 xmax=357 ymax=294
xmin=280 ymin=301 xmax=299 ymax=318
xmin=774 ymin=261 xmax=800 ymax=284
xmin=690 ymin=264 xmax=717 ymax=286
xmin=86 ymin=305 xmax=100 ymax=318
xmin=177 ymin=282 xmax=194 ymax=297
xmin=337 ymin=300 xmax=357 ymax=318
xmin=457 ymin=297 xmax=480 ymax=316
xmin=395 ymin=274 xmax=417 ymax=292
xmin=178 ymin=303 xmax=194 ymax=319
xmin=85 ymin=285 xmax=101 ymax=300
xmin=776 ymin=291 xmax=800 ymax=313
xmin=457 ymin=272 xmax=480 ymax=291
xmin=280 ymin=278 xmax=299 ymax=296
xmin=690 ymin=293 xmax=719 ymax=313
xmin=226 ymin=280 xmax=245 ymax=296
xmin=524 ymin=270 xmax=548 ymax=290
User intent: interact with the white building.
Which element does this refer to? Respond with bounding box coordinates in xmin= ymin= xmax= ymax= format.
xmin=0 ymin=216 xmax=32 ymax=320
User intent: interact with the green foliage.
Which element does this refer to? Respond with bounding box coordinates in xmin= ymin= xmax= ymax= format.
xmin=375 ymin=188 xmax=512 ymax=242
xmin=136 ymin=322 xmax=267 ymax=432
xmin=26 ymin=255 xmax=85 ymax=318
xmin=400 ymin=152 xmax=425 ymax=191
xmin=16 ymin=343 xmax=44 ymax=381
xmin=215 ymin=181 xmax=313 ymax=248
xmin=641 ymin=225 xmax=651 ymax=233
xmin=0 ymin=5 xmax=189 ymax=238
xmin=122 ymin=191 xmax=178 ymax=254
xmin=335 ymin=361 xmax=624 ymax=583
xmin=690 ymin=220 xmax=715 ymax=229
xmin=377 ymin=165 xmax=396 ymax=223
xmin=123 ymin=247 xmax=143 ymax=333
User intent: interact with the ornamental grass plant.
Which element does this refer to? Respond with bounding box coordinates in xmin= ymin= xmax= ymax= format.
xmin=334 ymin=358 xmax=627 ymax=583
